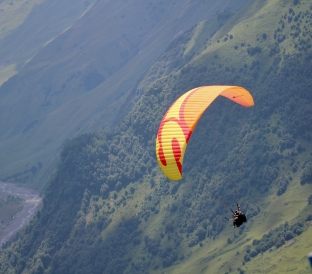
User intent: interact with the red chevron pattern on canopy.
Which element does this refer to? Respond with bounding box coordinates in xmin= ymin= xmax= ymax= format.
xmin=156 ymin=85 xmax=254 ymax=180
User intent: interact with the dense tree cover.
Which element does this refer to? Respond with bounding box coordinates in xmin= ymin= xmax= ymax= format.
xmin=300 ymin=158 xmax=312 ymax=185
xmin=1 ymin=3 xmax=312 ymax=273
xmin=243 ymin=221 xmax=305 ymax=262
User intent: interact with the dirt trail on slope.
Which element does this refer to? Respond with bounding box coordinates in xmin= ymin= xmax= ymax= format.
xmin=0 ymin=181 xmax=41 ymax=247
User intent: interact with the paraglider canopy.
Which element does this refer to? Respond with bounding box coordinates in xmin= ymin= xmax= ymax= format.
xmin=155 ymin=85 xmax=254 ymax=180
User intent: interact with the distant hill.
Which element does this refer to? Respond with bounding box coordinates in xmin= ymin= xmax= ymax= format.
xmin=0 ymin=0 xmax=94 ymax=85
xmin=0 ymin=0 xmax=249 ymax=190
xmin=1 ymin=0 xmax=312 ymax=273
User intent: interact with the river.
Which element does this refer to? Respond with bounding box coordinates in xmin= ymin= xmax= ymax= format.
xmin=0 ymin=181 xmax=41 ymax=247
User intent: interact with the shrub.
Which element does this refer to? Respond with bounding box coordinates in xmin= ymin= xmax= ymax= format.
xmin=252 ymin=239 xmax=260 ymax=245
xmin=244 ymin=254 xmax=251 ymax=262
xmin=276 ymin=176 xmax=289 ymax=196
xmin=196 ymin=227 xmax=206 ymax=241
xmin=305 ymin=214 xmax=312 ymax=221
xmin=275 ymin=238 xmax=285 ymax=248
xmin=250 ymin=249 xmax=258 ymax=258
xmin=308 ymin=195 xmax=312 ymax=205
xmin=300 ymin=163 xmax=312 ymax=185
xmin=278 ymin=134 xmax=295 ymax=151
xmin=247 ymin=46 xmax=262 ymax=56
xmin=293 ymin=227 xmax=303 ymax=235
xmin=284 ymin=231 xmax=294 ymax=241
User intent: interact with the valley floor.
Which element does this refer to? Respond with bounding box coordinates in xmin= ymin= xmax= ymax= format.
xmin=0 ymin=181 xmax=41 ymax=247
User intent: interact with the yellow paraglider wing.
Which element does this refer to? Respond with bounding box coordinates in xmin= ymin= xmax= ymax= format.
xmin=156 ymin=86 xmax=254 ymax=180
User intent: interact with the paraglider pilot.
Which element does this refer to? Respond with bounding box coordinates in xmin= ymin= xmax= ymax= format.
xmin=228 ymin=204 xmax=246 ymax=228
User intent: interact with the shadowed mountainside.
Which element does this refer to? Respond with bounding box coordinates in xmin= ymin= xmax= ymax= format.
xmin=0 ymin=0 xmax=249 ymax=189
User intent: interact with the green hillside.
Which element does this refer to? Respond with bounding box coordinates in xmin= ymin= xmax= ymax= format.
xmin=1 ymin=0 xmax=312 ymax=273
xmin=0 ymin=0 xmax=247 ymax=190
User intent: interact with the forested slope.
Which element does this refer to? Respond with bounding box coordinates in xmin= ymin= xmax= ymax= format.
xmin=1 ymin=0 xmax=312 ymax=273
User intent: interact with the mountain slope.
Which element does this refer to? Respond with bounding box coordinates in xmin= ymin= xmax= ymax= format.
xmin=1 ymin=0 xmax=312 ymax=273
xmin=0 ymin=0 xmax=249 ymax=190
xmin=0 ymin=0 xmax=94 ymax=85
